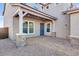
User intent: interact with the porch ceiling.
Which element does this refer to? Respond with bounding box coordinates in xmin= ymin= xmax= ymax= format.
xmin=24 ymin=13 xmax=52 ymax=21
xmin=14 ymin=13 xmax=52 ymax=21
xmin=11 ymin=3 xmax=57 ymax=21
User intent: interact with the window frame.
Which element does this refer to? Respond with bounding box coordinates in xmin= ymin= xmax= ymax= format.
xmin=46 ymin=22 xmax=51 ymax=33
xmin=23 ymin=21 xmax=28 ymax=34
xmin=23 ymin=20 xmax=35 ymax=35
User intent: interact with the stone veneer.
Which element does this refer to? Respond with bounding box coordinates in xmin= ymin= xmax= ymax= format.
xmin=16 ymin=32 xmax=56 ymax=47
xmin=16 ymin=34 xmax=27 ymax=47
xmin=70 ymin=37 xmax=79 ymax=46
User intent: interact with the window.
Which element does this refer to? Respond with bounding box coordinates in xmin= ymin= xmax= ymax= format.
xmin=31 ymin=3 xmax=39 ymax=9
xmin=56 ymin=3 xmax=59 ymax=5
xmin=23 ymin=21 xmax=34 ymax=34
xmin=47 ymin=23 xmax=50 ymax=32
xmin=46 ymin=6 xmax=49 ymax=9
xmin=23 ymin=22 xmax=28 ymax=33
xmin=42 ymin=6 xmax=44 ymax=9
xmin=73 ymin=3 xmax=79 ymax=8
xmin=29 ymin=22 xmax=34 ymax=33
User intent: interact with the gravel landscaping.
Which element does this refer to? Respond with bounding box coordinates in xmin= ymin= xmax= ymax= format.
xmin=0 ymin=36 xmax=79 ymax=56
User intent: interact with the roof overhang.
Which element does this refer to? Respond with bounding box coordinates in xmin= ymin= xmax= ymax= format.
xmin=3 ymin=3 xmax=6 ymax=16
xmin=63 ymin=8 xmax=79 ymax=15
xmin=11 ymin=3 xmax=57 ymax=21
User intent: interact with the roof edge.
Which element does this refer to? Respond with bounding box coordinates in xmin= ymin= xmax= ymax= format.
xmin=3 ymin=3 xmax=6 ymax=16
xmin=12 ymin=3 xmax=57 ymax=20
xmin=63 ymin=8 xmax=79 ymax=14
xmin=20 ymin=3 xmax=57 ymax=20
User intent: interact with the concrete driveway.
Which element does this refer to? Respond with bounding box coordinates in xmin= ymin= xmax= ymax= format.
xmin=0 ymin=36 xmax=79 ymax=56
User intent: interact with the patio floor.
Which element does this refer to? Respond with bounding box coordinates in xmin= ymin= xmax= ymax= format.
xmin=0 ymin=36 xmax=79 ymax=56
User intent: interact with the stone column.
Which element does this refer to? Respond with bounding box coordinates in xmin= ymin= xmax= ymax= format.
xmin=18 ymin=10 xmax=27 ymax=34
xmin=16 ymin=9 xmax=27 ymax=47
xmin=52 ymin=20 xmax=56 ymax=37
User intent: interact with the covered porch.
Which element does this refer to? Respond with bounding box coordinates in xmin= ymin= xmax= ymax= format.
xmin=12 ymin=3 xmax=57 ymax=46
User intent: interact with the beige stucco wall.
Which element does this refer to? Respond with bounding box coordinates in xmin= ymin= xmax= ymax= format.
xmin=20 ymin=3 xmax=71 ymax=38
xmin=47 ymin=4 xmax=70 ymax=38
xmin=40 ymin=3 xmax=71 ymax=38
xmin=26 ymin=3 xmax=71 ymax=38
xmin=70 ymin=13 xmax=79 ymax=38
xmin=4 ymin=4 xmax=18 ymax=40
xmin=13 ymin=17 xmax=19 ymax=40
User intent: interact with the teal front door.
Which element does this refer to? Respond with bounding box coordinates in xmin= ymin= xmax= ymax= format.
xmin=40 ymin=23 xmax=44 ymax=36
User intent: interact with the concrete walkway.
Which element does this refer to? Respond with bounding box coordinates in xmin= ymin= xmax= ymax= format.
xmin=0 ymin=36 xmax=79 ymax=56
xmin=27 ymin=36 xmax=79 ymax=56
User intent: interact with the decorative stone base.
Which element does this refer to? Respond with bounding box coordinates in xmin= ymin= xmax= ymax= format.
xmin=52 ymin=32 xmax=56 ymax=37
xmin=70 ymin=37 xmax=79 ymax=46
xmin=15 ymin=32 xmax=56 ymax=47
xmin=16 ymin=34 xmax=27 ymax=47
